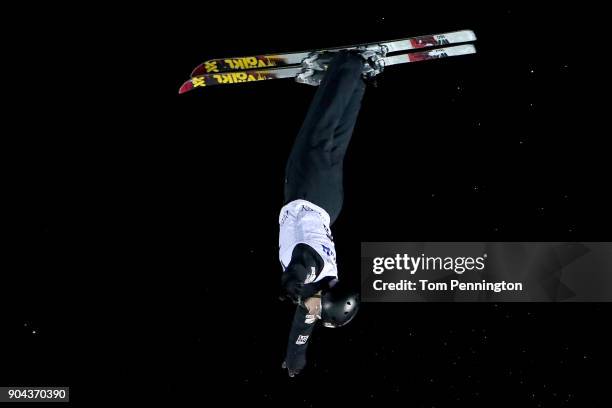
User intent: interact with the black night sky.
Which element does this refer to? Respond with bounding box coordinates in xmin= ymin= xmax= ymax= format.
xmin=5 ymin=3 xmax=611 ymax=407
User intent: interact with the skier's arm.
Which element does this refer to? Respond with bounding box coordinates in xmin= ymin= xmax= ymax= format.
xmin=283 ymin=299 xmax=320 ymax=377
xmin=281 ymin=244 xmax=330 ymax=376
xmin=280 ymin=243 xmax=324 ymax=301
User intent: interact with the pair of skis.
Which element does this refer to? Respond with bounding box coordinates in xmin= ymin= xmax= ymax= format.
xmin=178 ymin=29 xmax=477 ymax=94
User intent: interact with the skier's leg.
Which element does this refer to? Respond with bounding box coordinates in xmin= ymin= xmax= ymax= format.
xmin=288 ymin=52 xmax=364 ymax=153
xmin=330 ymin=78 xmax=366 ymax=166
xmin=319 ymin=80 xmax=367 ymax=222
xmin=284 ymin=51 xmax=365 ymax=223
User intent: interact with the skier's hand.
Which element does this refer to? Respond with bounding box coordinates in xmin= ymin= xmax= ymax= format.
xmin=281 ymin=275 xmax=304 ymax=303
xmin=281 ymin=278 xmax=320 ymax=303
xmin=303 ymin=295 xmax=322 ymax=319
xmin=300 ymin=283 xmax=319 ymax=299
xmin=282 ymin=356 xmax=306 ymax=378
xmin=286 ymin=278 xmax=304 ymax=300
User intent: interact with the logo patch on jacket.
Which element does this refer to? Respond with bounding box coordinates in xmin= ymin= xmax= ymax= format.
xmin=296 ymin=335 xmax=309 ymax=345
xmin=304 ymin=266 xmax=317 ymax=284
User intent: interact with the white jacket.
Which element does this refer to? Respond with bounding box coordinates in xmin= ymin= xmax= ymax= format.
xmin=279 ymin=199 xmax=338 ymax=283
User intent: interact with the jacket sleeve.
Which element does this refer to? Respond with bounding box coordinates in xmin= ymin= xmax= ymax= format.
xmin=284 ymin=303 xmax=318 ymax=375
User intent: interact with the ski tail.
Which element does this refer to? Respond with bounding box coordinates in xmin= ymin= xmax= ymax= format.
xmin=190 ymin=29 xmax=476 ymax=77
xmin=386 ymin=29 xmax=476 ymax=52
xmin=383 ymin=44 xmax=477 ymax=66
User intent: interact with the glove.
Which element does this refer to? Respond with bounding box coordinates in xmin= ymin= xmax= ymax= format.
xmin=282 ymin=355 xmax=306 ymax=378
xmin=281 ymin=266 xmax=307 ymax=302
xmin=300 ymin=283 xmax=319 ymax=299
xmin=284 ymin=277 xmax=304 ymax=301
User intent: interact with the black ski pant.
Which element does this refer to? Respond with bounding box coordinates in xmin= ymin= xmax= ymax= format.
xmin=284 ymin=51 xmax=366 ymax=225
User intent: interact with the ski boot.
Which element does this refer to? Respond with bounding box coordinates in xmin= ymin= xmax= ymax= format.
xmin=295 ymin=47 xmax=387 ymax=86
xmin=356 ymin=45 xmax=387 ymax=88
xmin=358 ymin=45 xmax=387 ymax=80
xmin=295 ymin=67 xmax=325 ymax=86
xmin=295 ymin=51 xmax=335 ymax=86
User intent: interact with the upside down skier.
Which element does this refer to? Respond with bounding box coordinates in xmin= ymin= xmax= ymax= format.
xmin=177 ymin=29 xmax=477 ymax=377
xmin=279 ymin=50 xmax=384 ymax=377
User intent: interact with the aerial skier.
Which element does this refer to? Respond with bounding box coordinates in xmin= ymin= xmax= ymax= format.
xmin=178 ymin=30 xmax=477 ymax=377
xmin=278 ymin=50 xmax=382 ymax=377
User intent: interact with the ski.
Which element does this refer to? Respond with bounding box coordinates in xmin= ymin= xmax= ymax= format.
xmin=190 ymin=29 xmax=476 ymax=77
xmin=179 ymin=66 xmax=303 ymax=93
xmin=178 ymin=45 xmax=476 ymax=94
xmin=384 ymin=44 xmax=476 ymax=66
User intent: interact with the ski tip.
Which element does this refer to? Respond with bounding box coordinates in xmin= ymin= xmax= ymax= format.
xmin=191 ymin=63 xmax=207 ymax=77
xmin=178 ymin=79 xmax=194 ymax=94
xmin=466 ymin=29 xmax=477 ymax=41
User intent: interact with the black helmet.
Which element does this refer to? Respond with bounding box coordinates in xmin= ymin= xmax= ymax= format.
xmin=321 ymin=281 xmax=360 ymax=328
